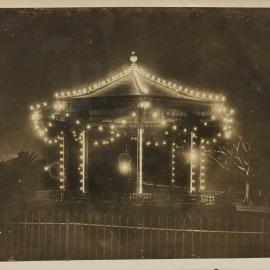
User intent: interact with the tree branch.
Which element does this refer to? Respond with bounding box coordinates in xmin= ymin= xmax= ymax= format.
xmin=208 ymin=153 xmax=229 ymax=171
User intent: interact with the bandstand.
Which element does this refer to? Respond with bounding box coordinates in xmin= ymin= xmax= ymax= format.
xmin=30 ymin=52 xmax=234 ymax=201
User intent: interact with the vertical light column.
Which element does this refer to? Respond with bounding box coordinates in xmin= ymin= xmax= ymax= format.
xmin=136 ymin=127 xmax=143 ymax=194
xmin=59 ymin=132 xmax=66 ymax=192
xmin=79 ymin=130 xmax=88 ymax=194
xmin=190 ymin=131 xmax=196 ymax=193
xmin=199 ymin=138 xmax=206 ymax=192
xmin=171 ymin=142 xmax=176 ymax=185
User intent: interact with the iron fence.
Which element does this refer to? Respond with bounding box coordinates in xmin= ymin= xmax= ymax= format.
xmin=0 ymin=210 xmax=269 ymax=261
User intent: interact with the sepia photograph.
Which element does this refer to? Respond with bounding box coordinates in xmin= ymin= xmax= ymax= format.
xmin=0 ymin=4 xmax=270 ymax=265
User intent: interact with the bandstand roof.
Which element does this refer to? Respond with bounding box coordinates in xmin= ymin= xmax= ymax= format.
xmin=55 ymin=52 xmax=225 ymax=105
xmin=29 ymin=52 xmax=235 ymax=146
xmin=72 ymin=66 xmax=206 ymax=101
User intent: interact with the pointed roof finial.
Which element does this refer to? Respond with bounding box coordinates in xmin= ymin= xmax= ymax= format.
xmin=130 ymin=51 xmax=138 ymax=64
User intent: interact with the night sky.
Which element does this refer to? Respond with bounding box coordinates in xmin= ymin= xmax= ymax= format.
xmin=0 ymin=8 xmax=270 ymax=188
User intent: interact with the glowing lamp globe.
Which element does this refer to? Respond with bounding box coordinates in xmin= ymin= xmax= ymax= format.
xmin=119 ymin=161 xmax=131 ymax=175
xmin=190 ymin=151 xmax=197 ymax=162
xmin=130 ymin=51 xmax=138 ymax=63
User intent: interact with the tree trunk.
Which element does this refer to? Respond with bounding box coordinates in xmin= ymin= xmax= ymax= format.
xmin=243 ymin=178 xmax=253 ymax=205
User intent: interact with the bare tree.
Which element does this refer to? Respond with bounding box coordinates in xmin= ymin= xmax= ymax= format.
xmin=208 ymin=136 xmax=255 ymax=205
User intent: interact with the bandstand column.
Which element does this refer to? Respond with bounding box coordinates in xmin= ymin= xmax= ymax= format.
xmin=190 ymin=131 xmax=195 ymax=193
xmin=199 ymin=138 xmax=206 ymax=192
xmin=59 ymin=133 xmax=66 ymax=194
xmin=79 ymin=130 xmax=89 ymax=194
xmin=60 ymin=130 xmax=72 ymax=196
xmin=136 ymin=126 xmax=144 ymax=194
xmin=171 ymin=142 xmax=176 ymax=187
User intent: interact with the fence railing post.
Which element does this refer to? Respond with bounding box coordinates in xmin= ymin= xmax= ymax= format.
xmin=225 ymin=219 xmax=228 ymax=258
xmin=126 ymin=215 xmax=129 ymax=259
xmin=51 ymin=211 xmax=54 ymax=259
xmin=3 ymin=210 xmax=7 ymax=260
xmin=58 ymin=211 xmax=61 ymax=260
xmin=30 ymin=211 xmax=34 ymax=260
xmin=88 ymin=212 xmax=92 ymax=259
xmin=95 ymin=214 xmax=99 ymax=259
xmin=65 ymin=212 xmax=69 ymax=260
xmin=23 ymin=211 xmax=27 ymax=260
xmin=37 ymin=211 xmax=41 ymax=260
xmin=166 ymin=216 xmax=169 ymax=258
xmin=150 ymin=216 xmax=153 ymax=258
xmin=216 ymin=218 xmax=220 ymax=258
xmin=80 ymin=213 xmax=84 ymax=259
xmin=118 ymin=215 xmax=121 ymax=259
xmin=191 ymin=218 xmax=194 ymax=257
xmin=141 ymin=216 xmax=144 ymax=259
xmin=207 ymin=218 xmax=211 ymax=258
xmin=174 ymin=217 xmax=177 ymax=258
xmin=158 ymin=216 xmax=161 ymax=258
xmin=111 ymin=214 xmax=114 ymax=259
xmin=261 ymin=219 xmax=265 ymax=257
xmin=200 ymin=218 xmax=203 ymax=258
xmin=102 ymin=214 xmax=106 ymax=259
xmin=234 ymin=218 xmax=237 ymax=258
xmin=182 ymin=218 xmax=185 ymax=258
xmin=44 ymin=211 xmax=48 ymax=260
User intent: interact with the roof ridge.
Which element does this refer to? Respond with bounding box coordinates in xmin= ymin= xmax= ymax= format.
xmin=74 ymin=71 xmax=131 ymax=99
xmin=137 ymin=66 xmax=225 ymax=103
xmin=131 ymin=66 xmax=149 ymax=95
xmin=55 ymin=66 xmax=131 ymax=99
